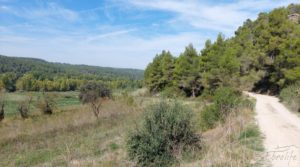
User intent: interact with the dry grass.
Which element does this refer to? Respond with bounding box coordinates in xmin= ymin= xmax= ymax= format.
xmin=181 ymin=108 xmax=264 ymax=167
xmin=0 ymin=99 xmax=142 ymax=167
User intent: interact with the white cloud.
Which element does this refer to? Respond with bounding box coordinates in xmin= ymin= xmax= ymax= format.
xmin=25 ymin=3 xmax=78 ymax=21
xmin=85 ymin=29 xmax=136 ymax=42
xmin=0 ymin=2 xmax=78 ymax=22
xmin=125 ymin=0 xmax=299 ymax=35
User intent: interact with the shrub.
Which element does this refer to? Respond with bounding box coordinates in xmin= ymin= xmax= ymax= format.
xmin=199 ymin=87 xmax=246 ymax=131
xmin=160 ymin=86 xmax=185 ymax=98
xmin=279 ymin=82 xmax=300 ymax=112
xmin=37 ymin=93 xmax=56 ymax=115
xmin=18 ymin=104 xmax=28 ymax=118
xmin=18 ymin=95 xmax=33 ymax=119
xmin=213 ymin=87 xmax=241 ymax=116
xmin=198 ymin=105 xmax=219 ymax=131
xmin=79 ymin=82 xmax=111 ymax=118
xmin=127 ymin=101 xmax=201 ymax=167
xmin=121 ymin=91 xmax=135 ymax=106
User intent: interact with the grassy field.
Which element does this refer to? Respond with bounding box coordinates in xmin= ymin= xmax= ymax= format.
xmin=0 ymin=91 xmax=263 ymax=166
xmin=2 ymin=92 xmax=80 ymax=117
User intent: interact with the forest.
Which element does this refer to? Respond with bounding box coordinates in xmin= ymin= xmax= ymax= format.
xmin=0 ymin=55 xmax=143 ymax=92
xmin=145 ymin=4 xmax=300 ymax=97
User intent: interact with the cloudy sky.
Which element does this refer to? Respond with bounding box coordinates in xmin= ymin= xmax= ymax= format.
xmin=0 ymin=0 xmax=299 ymax=69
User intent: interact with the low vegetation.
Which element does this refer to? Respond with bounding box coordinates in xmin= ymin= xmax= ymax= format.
xmin=127 ymin=101 xmax=201 ymax=167
xmin=279 ymin=82 xmax=300 ymax=112
xmin=198 ymin=87 xmax=253 ymax=131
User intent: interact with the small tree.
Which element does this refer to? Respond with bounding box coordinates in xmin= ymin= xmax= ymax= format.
xmin=37 ymin=92 xmax=56 ymax=115
xmin=0 ymin=94 xmax=5 ymax=121
xmin=0 ymin=103 xmax=4 ymax=121
xmin=79 ymin=82 xmax=111 ymax=118
xmin=18 ymin=95 xmax=33 ymax=119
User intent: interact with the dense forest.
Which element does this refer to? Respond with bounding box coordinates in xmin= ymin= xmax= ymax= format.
xmin=0 ymin=55 xmax=143 ymax=92
xmin=145 ymin=4 xmax=300 ymax=97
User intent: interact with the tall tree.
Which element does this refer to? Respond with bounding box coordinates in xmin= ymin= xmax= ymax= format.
xmin=144 ymin=51 xmax=175 ymax=93
xmin=174 ymin=44 xmax=202 ymax=97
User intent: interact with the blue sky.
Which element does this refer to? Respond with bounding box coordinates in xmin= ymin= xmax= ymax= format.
xmin=0 ymin=0 xmax=299 ymax=69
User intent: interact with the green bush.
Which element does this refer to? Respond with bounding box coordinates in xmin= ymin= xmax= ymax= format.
xmin=160 ymin=87 xmax=185 ymax=98
xmin=214 ymin=87 xmax=241 ymax=116
xmin=279 ymin=82 xmax=300 ymax=112
xmin=199 ymin=87 xmax=248 ymax=131
xmin=127 ymin=101 xmax=201 ymax=167
xmin=198 ymin=105 xmax=219 ymax=131
xmin=121 ymin=91 xmax=135 ymax=106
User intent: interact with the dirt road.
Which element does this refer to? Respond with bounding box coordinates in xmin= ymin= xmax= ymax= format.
xmin=246 ymin=92 xmax=300 ymax=167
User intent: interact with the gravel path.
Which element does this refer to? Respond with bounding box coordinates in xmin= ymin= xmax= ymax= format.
xmin=247 ymin=92 xmax=300 ymax=167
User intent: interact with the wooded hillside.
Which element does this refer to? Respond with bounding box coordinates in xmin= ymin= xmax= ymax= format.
xmin=145 ymin=4 xmax=300 ymax=97
xmin=0 ymin=55 xmax=143 ymax=92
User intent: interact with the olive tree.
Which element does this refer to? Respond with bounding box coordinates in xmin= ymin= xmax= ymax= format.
xmin=18 ymin=94 xmax=33 ymax=119
xmin=79 ymin=82 xmax=111 ymax=118
xmin=37 ymin=92 xmax=56 ymax=115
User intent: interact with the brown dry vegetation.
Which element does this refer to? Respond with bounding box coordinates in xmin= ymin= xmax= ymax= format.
xmin=0 ymin=98 xmax=142 ymax=167
xmin=197 ymin=108 xmax=263 ymax=166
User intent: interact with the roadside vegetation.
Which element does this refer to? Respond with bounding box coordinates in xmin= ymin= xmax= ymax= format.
xmin=279 ymin=82 xmax=300 ymax=113
xmin=127 ymin=101 xmax=201 ymax=167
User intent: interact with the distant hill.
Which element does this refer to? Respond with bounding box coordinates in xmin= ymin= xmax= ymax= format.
xmin=0 ymin=55 xmax=144 ymax=80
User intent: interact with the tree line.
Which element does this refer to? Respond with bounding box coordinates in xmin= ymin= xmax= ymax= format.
xmin=0 ymin=55 xmax=143 ymax=92
xmin=0 ymin=72 xmax=142 ymax=92
xmin=145 ymin=4 xmax=300 ymax=97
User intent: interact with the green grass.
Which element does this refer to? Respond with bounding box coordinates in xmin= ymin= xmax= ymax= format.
xmin=239 ymin=125 xmax=264 ymax=152
xmin=108 ymin=142 xmax=119 ymax=151
xmin=15 ymin=150 xmax=54 ymax=166
xmin=1 ymin=92 xmax=80 ymax=117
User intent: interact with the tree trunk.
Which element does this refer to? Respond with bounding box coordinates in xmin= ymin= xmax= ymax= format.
xmin=0 ymin=104 xmax=4 ymax=121
xmin=192 ymin=88 xmax=195 ymax=98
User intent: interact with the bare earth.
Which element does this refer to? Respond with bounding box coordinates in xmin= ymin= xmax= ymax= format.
xmin=247 ymin=92 xmax=300 ymax=167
